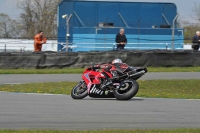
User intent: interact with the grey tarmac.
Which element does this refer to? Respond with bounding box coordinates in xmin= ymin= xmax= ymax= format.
xmin=0 ymin=72 xmax=200 ymax=84
xmin=0 ymin=73 xmax=200 ymax=130
xmin=0 ymin=92 xmax=200 ymax=130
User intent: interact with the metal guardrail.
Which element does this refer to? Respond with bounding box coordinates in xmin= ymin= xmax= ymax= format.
xmin=0 ymin=41 xmax=57 ymax=52
xmin=0 ymin=41 xmax=184 ymax=52
xmin=60 ymin=42 xmax=184 ymax=51
xmin=0 ymin=44 xmax=26 ymax=52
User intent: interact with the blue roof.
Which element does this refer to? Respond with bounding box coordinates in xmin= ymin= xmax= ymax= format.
xmin=59 ymin=0 xmax=176 ymax=4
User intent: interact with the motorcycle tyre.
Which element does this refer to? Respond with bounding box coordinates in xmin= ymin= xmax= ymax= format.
xmin=71 ymin=81 xmax=88 ymax=99
xmin=114 ymin=79 xmax=139 ymax=100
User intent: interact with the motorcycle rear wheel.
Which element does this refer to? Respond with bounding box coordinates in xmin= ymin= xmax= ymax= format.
xmin=71 ymin=81 xmax=88 ymax=99
xmin=114 ymin=79 xmax=139 ymax=100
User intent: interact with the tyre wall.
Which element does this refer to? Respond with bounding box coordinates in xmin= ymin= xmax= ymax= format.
xmin=0 ymin=50 xmax=199 ymax=68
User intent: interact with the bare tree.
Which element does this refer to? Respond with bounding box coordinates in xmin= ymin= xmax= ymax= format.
xmin=182 ymin=21 xmax=200 ymax=43
xmin=181 ymin=4 xmax=200 ymax=43
xmin=18 ymin=0 xmax=60 ymax=38
xmin=193 ymin=3 xmax=200 ymax=22
xmin=0 ymin=13 xmax=21 ymax=38
xmin=10 ymin=20 xmax=24 ymax=38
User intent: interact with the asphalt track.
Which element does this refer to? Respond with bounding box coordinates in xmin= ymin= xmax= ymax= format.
xmin=0 ymin=92 xmax=200 ymax=130
xmin=1 ymin=72 xmax=200 ymax=84
xmin=0 ymin=73 xmax=200 ymax=130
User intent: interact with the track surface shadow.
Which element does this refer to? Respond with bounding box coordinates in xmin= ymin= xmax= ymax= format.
xmin=77 ymin=97 xmax=145 ymax=101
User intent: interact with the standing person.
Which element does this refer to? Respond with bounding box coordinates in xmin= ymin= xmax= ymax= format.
xmin=115 ymin=28 xmax=127 ymax=50
xmin=34 ymin=30 xmax=47 ymax=52
xmin=192 ymin=31 xmax=200 ymax=51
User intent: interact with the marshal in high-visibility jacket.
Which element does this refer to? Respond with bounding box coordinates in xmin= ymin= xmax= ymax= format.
xmin=34 ymin=31 xmax=47 ymax=52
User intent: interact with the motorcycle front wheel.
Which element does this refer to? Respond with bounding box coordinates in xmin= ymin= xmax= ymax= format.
xmin=71 ymin=81 xmax=88 ymax=99
xmin=114 ymin=79 xmax=139 ymax=100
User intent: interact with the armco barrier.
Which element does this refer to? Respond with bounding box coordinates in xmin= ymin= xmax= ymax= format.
xmin=0 ymin=50 xmax=200 ymax=69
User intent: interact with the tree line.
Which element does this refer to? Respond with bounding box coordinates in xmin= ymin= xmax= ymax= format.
xmin=0 ymin=0 xmax=200 ymax=43
xmin=0 ymin=0 xmax=60 ymax=39
xmin=183 ymin=4 xmax=200 ymax=43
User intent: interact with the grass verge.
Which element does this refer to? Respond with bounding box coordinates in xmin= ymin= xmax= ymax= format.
xmin=1 ymin=66 xmax=200 ymax=74
xmin=0 ymin=129 xmax=200 ymax=133
xmin=148 ymin=66 xmax=200 ymax=72
xmin=0 ymin=68 xmax=84 ymax=74
xmin=0 ymin=80 xmax=200 ymax=99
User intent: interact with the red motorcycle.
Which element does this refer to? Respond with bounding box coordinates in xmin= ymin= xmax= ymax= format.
xmin=71 ymin=63 xmax=147 ymax=100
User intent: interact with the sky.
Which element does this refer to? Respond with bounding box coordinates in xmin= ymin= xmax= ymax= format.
xmin=0 ymin=0 xmax=20 ymax=19
xmin=0 ymin=0 xmax=200 ymax=23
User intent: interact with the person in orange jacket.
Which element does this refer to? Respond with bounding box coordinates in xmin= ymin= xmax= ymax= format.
xmin=34 ymin=30 xmax=47 ymax=52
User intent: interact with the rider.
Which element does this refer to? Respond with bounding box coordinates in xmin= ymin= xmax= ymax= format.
xmin=92 ymin=59 xmax=123 ymax=74
xmin=112 ymin=59 xmax=123 ymax=65
xmin=92 ymin=59 xmax=123 ymax=89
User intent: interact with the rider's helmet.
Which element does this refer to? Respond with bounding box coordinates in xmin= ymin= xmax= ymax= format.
xmin=112 ymin=59 xmax=122 ymax=64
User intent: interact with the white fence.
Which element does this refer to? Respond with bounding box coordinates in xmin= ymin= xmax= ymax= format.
xmin=60 ymin=42 xmax=184 ymax=51
xmin=0 ymin=39 xmax=192 ymax=52
xmin=0 ymin=39 xmax=57 ymax=52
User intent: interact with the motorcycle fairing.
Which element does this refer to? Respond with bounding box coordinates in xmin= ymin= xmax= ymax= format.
xmin=82 ymin=70 xmax=105 ymax=93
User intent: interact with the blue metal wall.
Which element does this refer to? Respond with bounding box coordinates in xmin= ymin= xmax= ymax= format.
xmin=58 ymin=0 xmax=184 ymax=51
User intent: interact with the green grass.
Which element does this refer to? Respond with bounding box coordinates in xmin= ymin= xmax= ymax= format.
xmin=1 ymin=66 xmax=200 ymax=74
xmin=0 ymin=68 xmax=84 ymax=74
xmin=0 ymin=79 xmax=200 ymax=99
xmin=138 ymin=80 xmax=200 ymax=99
xmin=148 ymin=66 xmax=200 ymax=72
xmin=0 ymin=129 xmax=200 ymax=133
xmin=0 ymin=82 xmax=77 ymax=95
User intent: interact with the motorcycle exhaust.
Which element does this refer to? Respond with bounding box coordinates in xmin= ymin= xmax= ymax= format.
xmin=110 ymin=70 xmax=145 ymax=81
xmin=128 ymin=70 xmax=146 ymax=77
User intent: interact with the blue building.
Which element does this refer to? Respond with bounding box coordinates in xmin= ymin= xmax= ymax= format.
xmin=58 ymin=0 xmax=184 ymax=51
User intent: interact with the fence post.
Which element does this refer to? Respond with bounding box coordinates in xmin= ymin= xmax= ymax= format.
xmin=69 ymin=46 xmax=72 ymax=52
xmin=4 ymin=44 xmax=6 ymax=52
xmin=166 ymin=43 xmax=168 ymax=50
xmin=172 ymin=15 xmax=179 ymax=50
xmin=61 ymin=43 xmax=63 ymax=51
xmin=113 ymin=43 xmax=116 ymax=50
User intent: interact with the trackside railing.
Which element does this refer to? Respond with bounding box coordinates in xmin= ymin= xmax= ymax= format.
xmin=0 ymin=41 xmax=184 ymax=52
xmin=59 ymin=42 xmax=184 ymax=51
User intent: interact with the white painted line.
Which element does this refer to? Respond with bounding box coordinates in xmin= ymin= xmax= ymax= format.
xmin=25 ymin=93 xmax=66 ymax=96
xmin=0 ymin=91 xmax=66 ymax=96
xmin=140 ymin=97 xmax=200 ymax=101
xmin=0 ymin=92 xmax=199 ymax=100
